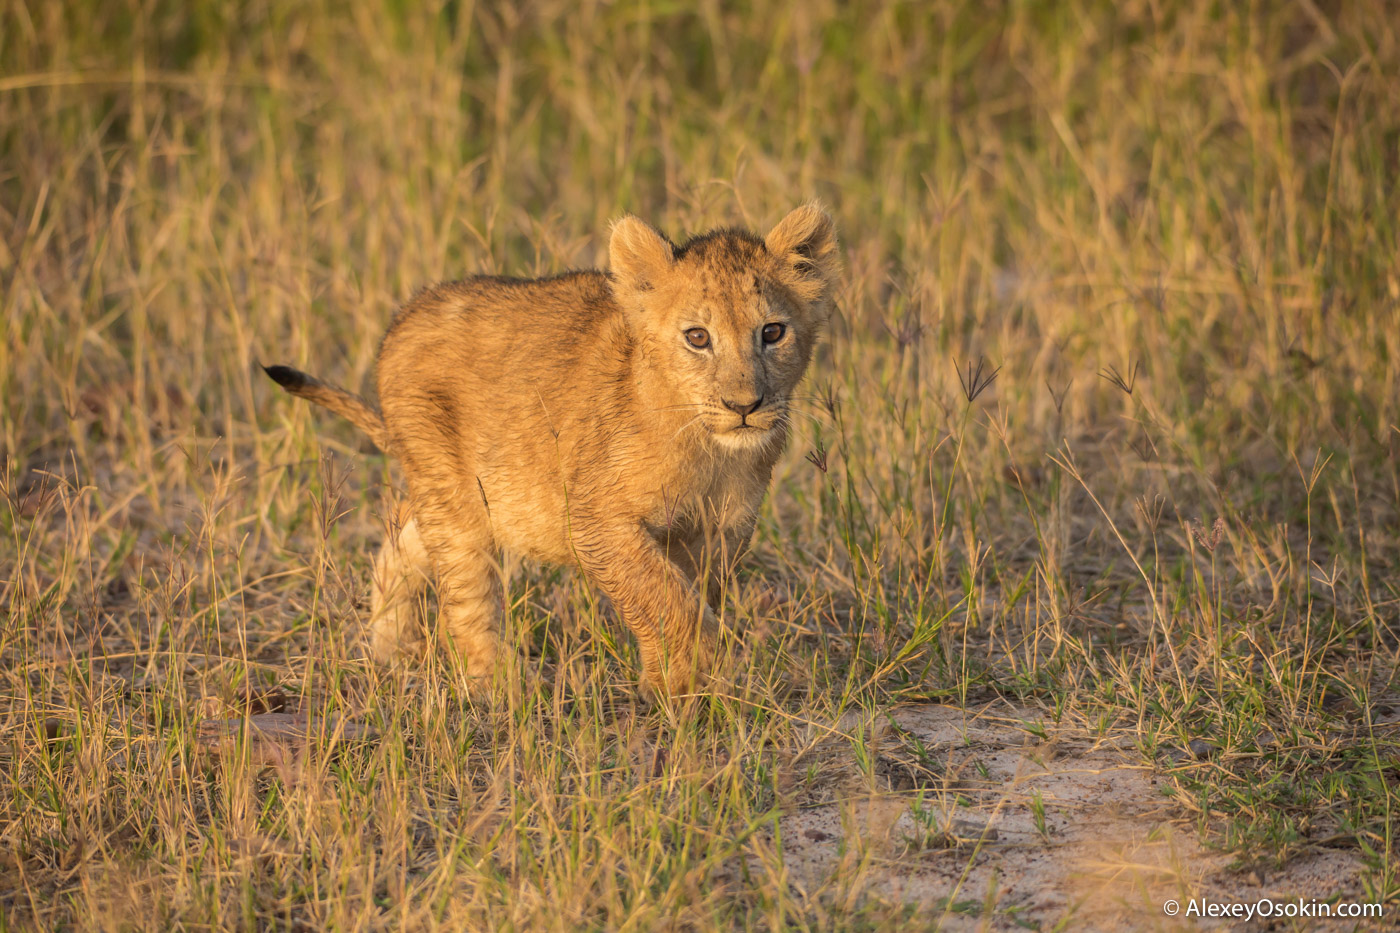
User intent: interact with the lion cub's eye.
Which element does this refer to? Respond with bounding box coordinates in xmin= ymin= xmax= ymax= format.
xmin=762 ymin=322 xmax=786 ymax=344
xmin=685 ymin=328 xmax=711 ymax=349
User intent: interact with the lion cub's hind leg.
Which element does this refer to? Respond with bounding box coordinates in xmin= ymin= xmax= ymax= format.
xmin=411 ymin=497 xmax=503 ymax=688
xmin=368 ymin=512 xmax=432 ymax=663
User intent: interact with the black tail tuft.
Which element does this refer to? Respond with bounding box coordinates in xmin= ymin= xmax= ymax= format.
xmin=263 ymin=364 xmax=309 ymax=390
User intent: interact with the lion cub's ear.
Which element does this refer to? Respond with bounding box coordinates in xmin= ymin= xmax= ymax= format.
xmin=609 ymin=216 xmax=675 ymax=305
xmin=766 ymin=203 xmax=839 ymax=306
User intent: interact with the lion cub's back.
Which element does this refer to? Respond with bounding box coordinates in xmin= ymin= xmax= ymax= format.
xmin=379 ymin=271 xmax=613 ymax=374
xmin=378 ymin=271 xmax=615 ymax=416
xmin=374 ymin=271 xmax=623 ymax=563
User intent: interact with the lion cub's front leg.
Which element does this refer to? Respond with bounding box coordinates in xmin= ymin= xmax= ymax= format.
xmin=665 ymin=521 xmax=757 ymax=614
xmin=579 ymin=520 xmax=718 ymax=694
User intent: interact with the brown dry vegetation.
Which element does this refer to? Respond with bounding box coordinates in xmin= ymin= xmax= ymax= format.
xmin=2 ymin=1 xmax=1399 ymax=930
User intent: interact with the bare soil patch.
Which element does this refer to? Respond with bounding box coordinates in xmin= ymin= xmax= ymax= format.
xmin=766 ymin=702 xmax=1372 ymax=931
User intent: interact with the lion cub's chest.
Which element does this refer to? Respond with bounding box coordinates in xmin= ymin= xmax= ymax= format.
xmin=641 ymin=453 xmax=764 ymax=540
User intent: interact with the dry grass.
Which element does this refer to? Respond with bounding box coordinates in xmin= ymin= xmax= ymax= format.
xmin=3 ymin=0 xmax=1399 ymax=929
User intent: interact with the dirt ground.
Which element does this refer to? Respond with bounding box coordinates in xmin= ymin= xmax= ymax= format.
xmin=755 ymin=702 xmax=1376 ymax=931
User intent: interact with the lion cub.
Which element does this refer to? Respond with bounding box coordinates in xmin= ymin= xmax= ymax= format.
xmin=265 ymin=204 xmax=838 ymax=693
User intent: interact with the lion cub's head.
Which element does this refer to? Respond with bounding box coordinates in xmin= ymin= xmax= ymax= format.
xmin=608 ymin=204 xmax=839 ymax=452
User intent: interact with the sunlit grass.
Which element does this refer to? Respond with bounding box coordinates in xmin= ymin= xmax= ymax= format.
xmin=3 ymin=0 xmax=1399 ymax=928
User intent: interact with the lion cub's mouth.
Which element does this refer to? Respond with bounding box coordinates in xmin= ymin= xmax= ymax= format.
xmin=713 ymin=414 xmax=782 ymax=447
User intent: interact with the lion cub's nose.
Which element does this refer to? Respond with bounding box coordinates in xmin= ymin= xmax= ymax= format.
xmin=722 ymin=396 xmax=763 ymax=418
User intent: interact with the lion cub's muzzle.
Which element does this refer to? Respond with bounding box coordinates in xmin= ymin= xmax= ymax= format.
xmin=720 ymin=394 xmax=771 ymax=432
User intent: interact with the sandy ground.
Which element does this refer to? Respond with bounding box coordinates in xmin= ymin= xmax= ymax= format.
xmin=755 ymin=702 xmax=1377 ymax=931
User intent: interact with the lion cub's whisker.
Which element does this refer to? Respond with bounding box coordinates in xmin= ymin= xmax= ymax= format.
xmin=644 ymin=403 xmax=709 ymax=415
xmin=669 ymin=415 xmax=708 ymax=442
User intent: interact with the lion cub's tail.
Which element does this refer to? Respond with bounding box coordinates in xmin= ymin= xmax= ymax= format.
xmin=263 ymin=364 xmax=391 ymax=452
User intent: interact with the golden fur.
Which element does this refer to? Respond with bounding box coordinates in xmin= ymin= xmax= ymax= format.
xmin=265 ymin=204 xmax=838 ymax=693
